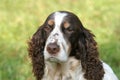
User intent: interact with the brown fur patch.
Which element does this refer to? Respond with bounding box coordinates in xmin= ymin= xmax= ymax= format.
xmin=48 ymin=19 xmax=54 ymax=26
xmin=64 ymin=21 xmax=70 ymax=29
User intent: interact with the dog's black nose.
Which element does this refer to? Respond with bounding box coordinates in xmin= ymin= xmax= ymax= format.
xmin=47 ymin=43 xmax=60 ymax=55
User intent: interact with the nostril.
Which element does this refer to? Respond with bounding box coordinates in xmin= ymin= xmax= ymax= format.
xmin=47 ymin=43 xmax=60 ymax=54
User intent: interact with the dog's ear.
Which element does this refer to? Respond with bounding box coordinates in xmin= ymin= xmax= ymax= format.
xmin=28 ymin=26 xmax=46 ymax=80
xmin=76 ymin=27 xmax=105 ymax=80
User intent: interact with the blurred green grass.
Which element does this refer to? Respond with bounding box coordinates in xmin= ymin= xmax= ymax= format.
xmin=0 ymin=0 xmax=120 ymax=80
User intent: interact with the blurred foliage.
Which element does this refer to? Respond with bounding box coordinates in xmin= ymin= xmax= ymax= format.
xmin=0 ymin=0 xmax=120 ymax=80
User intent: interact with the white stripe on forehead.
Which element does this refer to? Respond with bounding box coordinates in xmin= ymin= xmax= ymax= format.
xmin=54 ymin=12 xmax=67 ymax=26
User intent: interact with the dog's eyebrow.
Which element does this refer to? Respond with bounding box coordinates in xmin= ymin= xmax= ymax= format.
xmin=63 ymin=21 xmax=70 ymax=29
xmin=48 ymin=19 xmax=54 ymax=26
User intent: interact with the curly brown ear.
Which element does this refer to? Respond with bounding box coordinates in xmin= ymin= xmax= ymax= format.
xmin=28 ymin=26 xmax=46 ymax=80
xmin=77 ymin=28 xmax=105 ymax=80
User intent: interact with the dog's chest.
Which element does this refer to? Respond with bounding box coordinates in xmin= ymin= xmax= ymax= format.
xmin=42 ymin=57 xmax=84 ymax=80
xmin=42 ymin=65 xmax=76 ymax=80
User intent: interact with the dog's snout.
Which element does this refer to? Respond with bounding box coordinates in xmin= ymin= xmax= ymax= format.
xmin=47 ymin=42 xmax=60 ymax=55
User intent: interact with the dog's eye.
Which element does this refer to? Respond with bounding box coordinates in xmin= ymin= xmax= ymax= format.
xmin=44 ymin=25 xmax=53 ymax=32
xmin=44 ymin=20 xmax=54 ymax=32
xmin=48 ymin=24 xmax=53 ymax=28
xmin=66 ymin=27 xmax=74 ymax=33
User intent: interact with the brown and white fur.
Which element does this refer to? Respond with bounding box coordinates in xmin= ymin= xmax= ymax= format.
xmin=28 ymin=11 xmax=118 ymax=80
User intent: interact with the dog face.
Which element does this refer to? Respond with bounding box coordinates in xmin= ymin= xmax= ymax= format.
xmin=43 ymin=11 xmax=81 ymax=62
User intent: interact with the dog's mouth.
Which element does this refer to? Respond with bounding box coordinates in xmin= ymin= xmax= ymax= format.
xmin=47 ymin=57 xmax=60 ymax=63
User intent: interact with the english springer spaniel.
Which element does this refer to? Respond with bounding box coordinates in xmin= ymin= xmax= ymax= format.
xmin=28 ymin=11 xmax=118 ymax=80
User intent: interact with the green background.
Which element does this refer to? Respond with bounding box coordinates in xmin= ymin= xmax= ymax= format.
xmin=0 ymin=0 xmax=120 ymax=80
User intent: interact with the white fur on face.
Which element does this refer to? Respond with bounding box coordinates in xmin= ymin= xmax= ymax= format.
xmin=44 ymin=12 xmax=71 ymax=62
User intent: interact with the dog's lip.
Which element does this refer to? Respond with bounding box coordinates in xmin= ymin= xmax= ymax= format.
xmin=47 ymin=57 xmax=59 ymax=62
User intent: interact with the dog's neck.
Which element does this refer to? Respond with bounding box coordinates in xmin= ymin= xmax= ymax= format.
xmin=42 ymin=57 xmax=83 ymax=80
